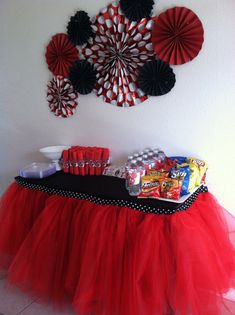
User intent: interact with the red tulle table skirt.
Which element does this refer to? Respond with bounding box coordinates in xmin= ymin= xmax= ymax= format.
xmin=0 ymin=182 xmax=235 ymax=315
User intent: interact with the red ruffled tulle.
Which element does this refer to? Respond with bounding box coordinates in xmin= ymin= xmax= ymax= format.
xmin=1 ymin=183 xmax=235 ymax=315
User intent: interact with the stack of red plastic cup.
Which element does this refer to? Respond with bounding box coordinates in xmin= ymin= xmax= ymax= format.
xmin=62 ymin=146 xmax=110 ymax=176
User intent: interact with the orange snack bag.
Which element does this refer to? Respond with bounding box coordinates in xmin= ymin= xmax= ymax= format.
xmin=160 ymin=178 xmax=182 ymax=200
xmin=147 ymin=169 xmax=169 ymax=178
xmin=138 ymin=176 xmax=161 ymax=199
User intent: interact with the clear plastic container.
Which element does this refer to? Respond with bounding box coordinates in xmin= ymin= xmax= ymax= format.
xmin=136 ymin=157 xmax=146 ymax=177
xmin=142 ymin=154 xmax=152 ymax=171
xmin=147 ymin=152 xmax=156 ymax=169
xmin=125 ymin=159 xmax=141 ymax=196
xmin=19 ymin=162 xmax=56 ymax=178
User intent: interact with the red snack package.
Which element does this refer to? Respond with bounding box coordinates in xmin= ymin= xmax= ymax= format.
xmin=138 ymin=176 xmax=161 ymax=199
xmin=160 ymin=178 xmax=182 ymax=200
xmin=156 ymin=157 xmax=176 ymax=172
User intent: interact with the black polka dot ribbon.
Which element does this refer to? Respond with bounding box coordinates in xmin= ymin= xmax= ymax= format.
xmin=14 ymin=177 xmax=208 ymax=216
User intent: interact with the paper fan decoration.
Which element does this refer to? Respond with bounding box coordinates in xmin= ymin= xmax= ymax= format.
xmin=67 ymin=11 xmax=93 ymax=46
xmin=69 ymin=60 xmax=97 ymax=95
xmin=45 ymin=33 xmax=78 ymax=77
xmin=81 ymin=1 xmax=154 ymax=107
xmin=47 ymin=76 xmax=78 ymax=118
xmin=152 ymin=7 xmax=204 ymax=65
xmin=120 ymin=0 xmax=154 ymax=22
xmin=138 ymin=60 xmax=176 ymax=96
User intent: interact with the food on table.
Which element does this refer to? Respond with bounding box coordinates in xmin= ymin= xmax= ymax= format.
xmin=138 ymin=176 xmax=161 ymax=199
xmin=170 ymin=166 xmax=191 ymax=196
xmin=160 ymin=178 xmax=183 ymax=200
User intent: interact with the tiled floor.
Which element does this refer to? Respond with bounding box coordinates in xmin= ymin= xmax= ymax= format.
xmin=0 ymin=274 xmax=235 ymax=315
xmin=0 ymin=277 xmax=75 ymax=315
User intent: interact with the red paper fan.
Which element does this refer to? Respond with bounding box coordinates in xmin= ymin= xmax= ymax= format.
xmin=45 ymin=33 xmax=78 ymax=77
xmin=47 ymin=76 xmax=78 ymax=118
xmin=152 ymin=7 xmax=204 ymax=65
xmin=81 ymin=1 xmax=154 ymax=107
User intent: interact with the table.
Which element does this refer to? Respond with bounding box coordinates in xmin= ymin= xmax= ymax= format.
xmin=0 ymin=172 xmax=235 ymax=315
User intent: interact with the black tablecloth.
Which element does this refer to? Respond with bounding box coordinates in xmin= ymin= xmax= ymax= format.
xmin=14 ymin=172 xmax=208 ymax=215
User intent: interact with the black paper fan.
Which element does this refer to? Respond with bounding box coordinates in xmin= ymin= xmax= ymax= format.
xmin=69 ymin=60 xmax=97 ymax=95
xmin=138 ymin=60 xmax=176 ymax=96
xmin=67 ymin=11 xmax=93 ymax=46
xmin=120 ymin=0 xmax=154 ymax=22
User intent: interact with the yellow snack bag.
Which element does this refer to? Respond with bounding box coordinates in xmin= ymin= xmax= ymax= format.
xmin=188 ymin=157 xmax=208 ymax=185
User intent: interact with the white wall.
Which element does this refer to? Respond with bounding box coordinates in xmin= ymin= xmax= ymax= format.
xmin=0 ymin=0 xmax=235 ymax=213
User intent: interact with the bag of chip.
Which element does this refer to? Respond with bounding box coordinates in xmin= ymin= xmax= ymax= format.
xmin=188 ymin=157 xmax=208 ymax=185
xmin=177 ymin=163 xmax=200 ymax=191
xmin=169 ymin=156 xmax=187 ymax=164
xmin=138 ymin=176 xmax=161 ymax=199
xmin=170 ymin=166 xmax=190 ymax=196
xmin=160 ymin=178 xmax=182 ymax=200
xmin=147 ymin=169 xmax=169 ymax=178
xmin=156 ymin=157 xmax=176 ymax=172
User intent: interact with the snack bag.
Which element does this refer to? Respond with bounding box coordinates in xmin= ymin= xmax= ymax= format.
xmin=156 ymin=157 xmax=176 ymax=172
xmin=138 ymin=176 xmax=161 ymax=199
xmin=188 ymin=157 xmax=208 ymax=185
xmin=147 ymin=169 xmax=169 ymax=178
xmin=178 ymin=163 xmax=200 ymax=191
xmin=169 ymin=156 xmax=187 ymax=164
xmin=170 ymin=166 xmax=190 ymax=196
xmin=160 ymin=178 xmax=182 ymax=200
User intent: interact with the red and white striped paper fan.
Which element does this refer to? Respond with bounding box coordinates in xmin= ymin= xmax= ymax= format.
xmin=81 ymin=1 xmax=155 ymax=107
xmin=47 ymin=76 xmax=78 ymax=118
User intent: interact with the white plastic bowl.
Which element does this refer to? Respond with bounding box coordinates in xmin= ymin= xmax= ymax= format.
xmin=39 ymin=145 xmax=71 ymax=170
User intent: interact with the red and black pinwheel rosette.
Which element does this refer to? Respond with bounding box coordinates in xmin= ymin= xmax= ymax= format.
xmin=67 ymin=10 xmax=94 ymax=46
xmin=138 ymin=59 xmax=176 ymax=96
xmin=120 ymin=0 xmax=154 ymax=22
xmin=152 ymin=7 xmax=204 ymax=65
xmin=69 ymin=60 xmax=97 ymax=95
xmin=45 ymin=33 xmax=78 ymax=77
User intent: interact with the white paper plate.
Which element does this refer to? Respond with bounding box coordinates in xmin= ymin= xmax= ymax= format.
xmin=153 ymin=185 xmax=203 ymax=204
